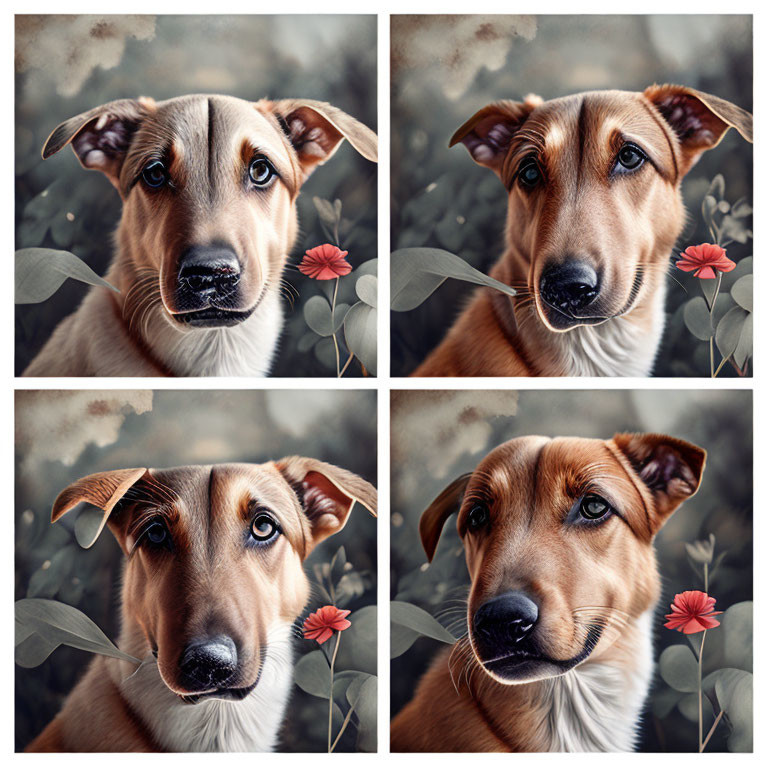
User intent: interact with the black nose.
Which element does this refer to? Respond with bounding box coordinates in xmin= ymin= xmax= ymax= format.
xmin=177 ymin=245 xmax=240 ymax=299
xmin=178 ymin=635 xmax=238 ymax=691
xmin=472 ymin=591 xmax=539 ymax=660
xmin=540 ymin=261 xmax=599 ymax=314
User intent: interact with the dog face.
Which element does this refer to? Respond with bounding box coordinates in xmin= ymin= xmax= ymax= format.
xmin=43 ymin=95 xmax=377 ymax=329
xmin=420 ymin=433 xmax=705 ymax=685
xmin=451 ymin=86 xmax=752 ymax=331
xmin=52 ymin=458 xmax=376 ymax=701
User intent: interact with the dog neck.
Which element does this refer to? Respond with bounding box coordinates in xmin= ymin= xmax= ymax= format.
xmin=106 ymin=257 xmax=283 ymax=377
xmin=491 ymin=256 xmax=667 ymax=377
xmin=466 ymin=609 xmax=654 ymax=752
xmin=113 ymin=621 xmax=294 ymax=752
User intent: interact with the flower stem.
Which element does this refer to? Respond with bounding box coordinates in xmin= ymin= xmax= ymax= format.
xmin=327 ymin=631 xmax=341 ymax=753
xmin=697 ymin=629 xmax=707 ymax=751
xmin=708 ymin=273 xmax=723 ymax=378
xmin=331 ymin=276 xmax=340 ymax=377
xmin=701 ymin=709 xmax=725 ymax=752
xmin=704 ymin=563 xmax=709 ymax=594
xmin=330 ymin=702 xmax=356 ymax=753
xmin=339 ymin=350 xmax=354 ymax=378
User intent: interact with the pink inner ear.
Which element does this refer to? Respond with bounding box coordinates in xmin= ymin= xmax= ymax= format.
xmin=71 ymin=116 xmax=137 ymax=171
xmin=655 ymin=94 xmax=717 ymax=144
xmin=302 ymin=471 xmax=352 ymax=520
xmin=462 ymin=118 xmax=514 ymax=163
xmin=639 ymin=445 xmax=695 ymax=492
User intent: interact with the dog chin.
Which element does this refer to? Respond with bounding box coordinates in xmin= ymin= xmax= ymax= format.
xmin=170 ymin=306 xmax=256 ymax=329
xmin=479 ymin=654 xmax=574 ymax=684
xmin=539 ymin=305 xmax=610 ymax=332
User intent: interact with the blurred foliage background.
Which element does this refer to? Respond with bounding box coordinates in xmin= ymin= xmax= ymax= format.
xmin=15 ymin=389 xmax=377 ymax=751
xmin=390 ymin=15 xmax=752 ymax=376
xmin=390 ymin=389 xmax=752 ymax=752
xmin=15 ymin=15 xmax=377 ymax=377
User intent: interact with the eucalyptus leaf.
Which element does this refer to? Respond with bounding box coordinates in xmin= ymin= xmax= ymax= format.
xmin=733 ymin=313 xmax=752 ymax=370
xmin=15 ymin=599 xmax=141 ymax=667
xmin=715 ymin=306 xmax=749 ymax=360
xmin=731 ymin=274 xmax=753 ymax=312
xmin=349 ymin=675 xmax=377 ymax=752
xmin=706 ymin=175 xmax=725 ymax=201
xmin=344 ymin=302 xmax=377 ymax=375
xmin=27 ymin=545 xmax=77 ymax=599
xmin=659 ymin=644 xmax=699 ymax=693
xmin=356 ymin=274 xmax=378 ymax=308
xmin=730 ymin=198 xmax=753 ymax=218
xmin=293 ymin=649 xmax=331 ymax=698
xmin=723 ymin=601 xmax=752 ymax=672
xmin=715 ymin=670 xmax=752 ymax=751
xmin=701 ymin=195 xmax=717 ymax=227
xmin=391 ymin=623 xmax=421 ymax=658
xmin=391 ymin=247 xmax=516 ymax=312
xmin=304 ymin=295 xmax=335 ymax=337
xmin=390 ymin=601 xmax=456 ymax=644
xmin=683 ymin=297 xmax=714 ymax=341
xmin=16 ymin=248 xmax=119 ymax=304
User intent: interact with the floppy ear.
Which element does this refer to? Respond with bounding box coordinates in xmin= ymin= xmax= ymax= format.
xmin=610 ymin=433 xmax=706 ymax=531
xmin=449 ymin=95 xmax=542 ymax=175
xmin=276 ymin=456 xmax=377 ymax=554
xmin=644 ymin=84 xmax=752 ymax=176
xmin=52 ymin=468 xmax=149 ymax=549
xmin=42 ymin=97 xmax=156 ymax=189
xmin=260 ymin=99 xmax=377 ymax=178
xmin=420 ymin=474 xmax=472 ymax=562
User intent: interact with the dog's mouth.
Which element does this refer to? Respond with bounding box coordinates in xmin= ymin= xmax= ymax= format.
xmin=175 ymin=307 xmax=256 ymax=328
xmin=477 ymin=623 xmax=604 ymax=682
xmin=179 ymin=679 xmax=258 ymax=705
xmin=538 ymin=272 xmax=644 ymax=331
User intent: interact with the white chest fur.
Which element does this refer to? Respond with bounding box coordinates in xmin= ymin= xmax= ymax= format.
xmin=552 ymin=288 xmax=667 ymax=378
xmin=120 ymin=626 xmax=294 ymax=752
xmin=145 ymin=289 xmax=283 ymax=377
xmin=543 ymin=611 xmax=655 ymax=752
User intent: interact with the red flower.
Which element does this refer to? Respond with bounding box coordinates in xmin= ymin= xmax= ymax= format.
xmin=664 ymin=590 xmax=722 ymax=634
xmin=302 ymin=605 xmax=352 ymax=644
xmin=676 ymin=243 xmax=736 ymax=280
xmin=299 ymin=244 xmax=352 ymax=280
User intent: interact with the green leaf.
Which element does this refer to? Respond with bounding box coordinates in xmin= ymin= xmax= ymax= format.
xmin=701 ymin=195 xmax=718 ymax=227
xmin=338 ymin=605 xmax=377 ymax=675
xmin=652 ymin=686 xmax=684 ymax=718
xmin=391 ymin=623 xmax=420 ymax=658
xmin=730 ymin=197 xmax=753 ymax=218
xmin=391 ymin=601 xmax=456 ymax=644
xmin=678 ymin=691 xmax=714 ymax=723
xmin=731 ymin=274 xmax=753 ymax=312
xmin=356 ymin=274 xmax=377 ymax=308
xmin=391 ymin=247 xmax=516 ymax=312
xmin=15 ymin=599 xmax=141 ymax=668
xmin=27 ymin=545 xmax=77 ymax=599
xmin=659 ymin=644 xmax=699 ymax=692
xmin=683 ymin=297 xmax=714 ymax=341
xmin=344 ymin=302 xmax=377 ymax=375
xmin=304 ymin=295 xmax=335 ymax=337
xmin=349 ymin=675 xmax=377 ymax=752
xmin=733 ymin=312 xmax=752 ymax=369
xmin=293 ymin=649 xmax=330 ymax=698
xmin=723 ymin=601 xmax=752 ymax=672
xmin=715 ymin=306 xmax=749 ymax=360
xmin=715 ymin=670 xmax=752 ymax=751
xmin=15 ymin=248 xmax=119 ymax=304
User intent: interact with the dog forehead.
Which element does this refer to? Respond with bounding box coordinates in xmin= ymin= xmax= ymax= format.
xmin=473 ymin=436 xmax=552 ymax=489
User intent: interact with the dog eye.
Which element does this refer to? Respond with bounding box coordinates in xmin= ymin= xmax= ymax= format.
xmin=141 ymin=160 xmax=168 ymax=189
xmin=579 ymin=494 xmax=612 ymax=521
xmin=249 ymin=157 xmax=276 ymax=187
xmin=517 ymin=160 xmax=542 ymax=188
xmin=468 ymin=504 xmax=489 ymax=531
xmin=250 ymin=512 xmax=280 ymax=543
xmin=613 ymin=144 xmax=646 ymax=174
xmin=139 ymin=519 xmax=171 ymax=549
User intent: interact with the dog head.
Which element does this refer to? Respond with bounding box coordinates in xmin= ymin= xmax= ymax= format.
xmin=451 ymin=85 xmax=751 ymax=331
xmin=52 ymin=458 xmax=376 ymax=701
xmin=420 ymin=433 xmax=705 ymax=684
xmin=43 ymin=94 xmax=377 ymax=329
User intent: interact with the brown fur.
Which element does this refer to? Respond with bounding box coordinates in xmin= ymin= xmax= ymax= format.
xmin=391 ymin=433 xmax=705 ymax=751
xmin=413 ymin=85 xmax=752 ymax=377
xmin=27 ymin=459 xmax=376 ymax=752
xmin=24 ymin=94 xmax=377 ymax=377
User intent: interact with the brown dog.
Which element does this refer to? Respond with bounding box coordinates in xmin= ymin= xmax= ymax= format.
xmin=23 ymin=95 xmax=377 ymax=377
xmin=391 ymin=433 xmax=706 ymax=751
xmin=27 ymin=458 xmax=376 ymax=752
xmin=413 ymin=85 xmax=751 ymax=377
